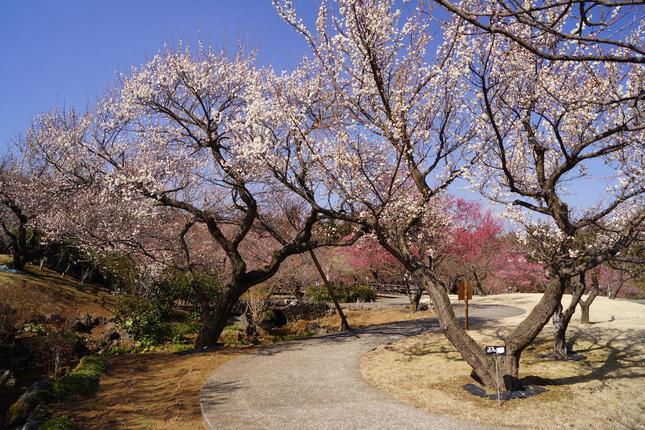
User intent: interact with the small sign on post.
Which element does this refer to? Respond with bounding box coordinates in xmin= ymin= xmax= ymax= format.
xmin=485 ymin=346 xmax=506 ymax=356
xmin=458 ymin=281 xmax=473 ymax=330
xmin=485 ymin=345 xmax=507 ymax=407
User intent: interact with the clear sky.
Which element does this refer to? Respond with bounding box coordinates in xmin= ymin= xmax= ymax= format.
xmin=0 ymin=0 xmax=319 ymax=150
xmin=0 ymin=0 xmax=618 ymax=214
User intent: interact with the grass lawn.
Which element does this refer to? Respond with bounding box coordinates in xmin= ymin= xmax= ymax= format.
xmin=361 ymin=294 xmax=645 ymax=429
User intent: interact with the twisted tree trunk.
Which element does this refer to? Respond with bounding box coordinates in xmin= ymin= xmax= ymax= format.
xmin=552 ymin=275 xmax=586 ymax=359
xmin=194 ymin=287 xmax=242 ymax=349
xmin=404 ymin=276 xmax=423 ymax=311
xmin=608 ymin=266 xmax=624 ymax=300
xmin=421 ymin=272 xmax=570 ymax=391
xmin=580 ymin=270 xmax=600 ymax=324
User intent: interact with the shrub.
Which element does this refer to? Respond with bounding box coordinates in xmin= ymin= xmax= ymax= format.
xmin=22 ymin=322 xmax=48 ymax=336
xmin=52 ymin=356 xmax=107 ymax=400
xmin=347 ymin=284 xmax=377 ymax=302
xmin=304 ymin=285 xmax=331 ymax=303
xmin=164 ymin=321 xmax=199 ymax=344
xmin=115 ymin=296 xmax=165 ymax=346
xmin=304 ymin=284 xmax=376 ymax=303
xmin=38 ymin=416 xmax=77 ymax=430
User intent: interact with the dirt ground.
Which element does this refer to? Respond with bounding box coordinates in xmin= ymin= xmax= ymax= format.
xmin=0 ymin=255 xmax=114 ymax=318
xmin=53 ymin=349 xmax=238 ymax=429
xmin=52 ymin=306 xmax=427 ymax=429
xmin=361 ymin=294 xmax=645 ymax=430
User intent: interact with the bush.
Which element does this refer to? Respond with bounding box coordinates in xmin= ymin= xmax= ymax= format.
xmin=347 ymin=284 xmax=377 ymax=302
xmin=115 ymin=296 xmax=165 ymax=346
xmin=305 ymin=284 xmax=376 ymax=303
xmin=52 ymin=356 xmax=107 ymax=400
xmin=38 ymin=416 xmax=77 ymax=430
xmin=22 ymin=322 xmax=48 ymax=336
xmin=304 ymin=285 xmax=331 ymax=303
xmin=164 ymin=321 xmax=199 ymax=344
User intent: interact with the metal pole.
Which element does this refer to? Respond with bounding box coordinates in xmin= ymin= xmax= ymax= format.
xmin=494 ymin=356 xmax=501 ymax=407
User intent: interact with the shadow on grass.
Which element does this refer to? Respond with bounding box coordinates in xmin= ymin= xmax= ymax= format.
xmin=522 ymin=327 xmax=645 ymax=388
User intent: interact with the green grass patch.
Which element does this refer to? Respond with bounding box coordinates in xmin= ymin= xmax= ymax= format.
xmin=38 ymin=416 xmax=77 ymax=430
xmin=52 ymin=356 xmax=108 ymax=400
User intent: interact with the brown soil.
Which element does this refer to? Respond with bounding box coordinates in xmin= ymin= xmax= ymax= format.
xmin=54 ymin=348 xmax=245 ymax=429
xmin=50 ymin=306 xmax=429 ymax=429
xmin=361 ymin=294 xmax=645 ymax=430
xmin=0 ymin=255 xmax=114 ymax=319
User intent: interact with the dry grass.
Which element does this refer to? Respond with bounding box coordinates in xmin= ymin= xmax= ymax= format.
xmin=0 ymin=255 xmax=114 ymax=318
xmin=361 ymin=294 xmax=645 ymax=429
xmin=320 ymin=307 xmax=431 ymax=329
xmin=53 ymin=348 xmax=247 ymax=429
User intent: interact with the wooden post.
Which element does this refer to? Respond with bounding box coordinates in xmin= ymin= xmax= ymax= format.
xmin=458 ymin=280 xmax=472 ymax=330
xmin=464 ymin=293 xmax=469 ymax=330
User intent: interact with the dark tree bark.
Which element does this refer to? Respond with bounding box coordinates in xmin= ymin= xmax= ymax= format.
xmin=410 ymin=287 xmax=423 ymax=312
xmin=552 ymin=275 xmax=586 ymax=359
xmin=608 ymin=266 xmax=624 ymax=300
xmin=404 ymin=275 xmax=423 ymax=311
xmin=309 ymin=250 xmax=351 ymax=331
xmin=580 ymin=270 xmax=600 ymax=324
xmin=1 ymin=205 xmax=30 ymax=271
xmin=472 ymin=270 xmax=487 ymax=296
xmin=193 ymin=285 xmax=244 ymax=349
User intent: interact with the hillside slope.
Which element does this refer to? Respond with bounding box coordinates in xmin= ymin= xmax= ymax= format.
xmin=0 ymin=254 xmax=114 ymax=318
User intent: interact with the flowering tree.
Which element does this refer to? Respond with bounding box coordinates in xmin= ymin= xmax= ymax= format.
xmin=492 ymin=242 xmax=548 ymax=293
xmin=26 ymin=48 xmax=361 ymax=348
xmin=432 ymin=0 xmax=644 ymax=64
xmin=274 ymin=0 xmax=642 ymax=389
xmin=471 ymin=20 xmax=644 ymax=359
xmin=0 ymin=156 xmax=48 ymax=270
xmin=271 ymin=0 xmax=525 ymax=390
xmin=345 ymin=236 xmax=404 ymax=283
xmin=439 ymin=198 xmax=504 ymax=294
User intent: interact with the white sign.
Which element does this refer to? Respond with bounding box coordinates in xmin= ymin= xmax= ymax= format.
xmin=485 ymin=346 xmax=506 ymax=356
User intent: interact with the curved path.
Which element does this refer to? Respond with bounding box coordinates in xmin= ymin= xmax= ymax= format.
xmin=201 ymin=304 xmax=524 ymax=430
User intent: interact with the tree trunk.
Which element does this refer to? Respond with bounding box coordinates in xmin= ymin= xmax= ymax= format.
xmin=472 ymin=270 xmax=487 ymax=296
xmin=579 ymin=270 xmax=600 ymax=324
xmin=580 ymin=305 xmax=590 ymax=325
xmin=309 ymin=250 xmax=351 ymax=331
xmin=608 ymin=266 xmax=624 ymax=300
xmin=410 ymin=287 xmax=423 ymax=312
xmin=193 ymin=281 xmax=243 ymax=349
xmin=194 ymin=292 xmax=240 ymax=349
xmin=9 ymin=223 xmax=28 ymax=271
xmin=552 ymin=303 xmax=568 ymax=359
xmin=404 ymin=276 xmax=423 ymax=311
xmin=11 ymin=252 xmax=28 ymax=271
xmin=552 ymin=275 xmax=586 ymax=359
xmin=195 ymin=313 xmax=228 ymax=349
xmin=421 ymin=274 xmax=519 ymax=391
xmin=420 ymin=271 xmax=570 ymax=391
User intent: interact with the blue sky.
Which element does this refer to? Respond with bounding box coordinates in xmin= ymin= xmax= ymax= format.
xmin=0 ymin=1 xmax=619 ymax=214
xmin=0 ymin=0 xmax=319 ymax=150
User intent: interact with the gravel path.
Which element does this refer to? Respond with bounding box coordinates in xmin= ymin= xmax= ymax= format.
xmin=200 ymin=303 xmax=523 ymax=430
